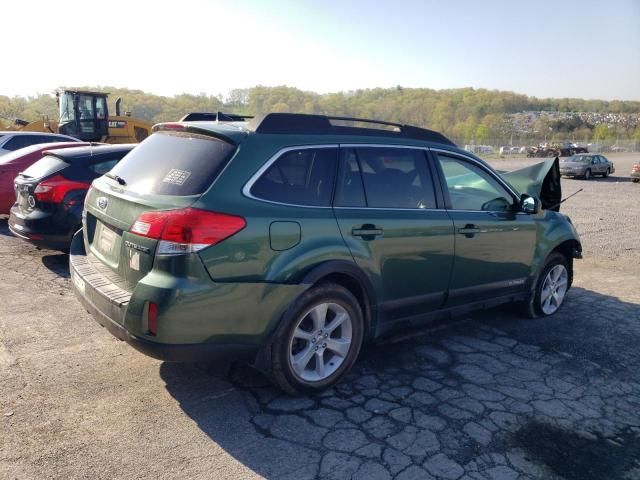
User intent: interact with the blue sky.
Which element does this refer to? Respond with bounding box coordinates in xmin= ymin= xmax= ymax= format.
xmin=5 ymin=0 xmax=639 ymax=100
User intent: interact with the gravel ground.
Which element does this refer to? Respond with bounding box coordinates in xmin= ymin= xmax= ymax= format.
xmin=1 ymin=153 xmax=639 ymax=480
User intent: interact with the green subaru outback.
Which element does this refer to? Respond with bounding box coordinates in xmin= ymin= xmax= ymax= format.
xmin=70 ymin=113 xmax=581 ymax=393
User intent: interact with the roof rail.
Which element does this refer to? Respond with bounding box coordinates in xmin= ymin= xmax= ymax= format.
xmin=179 ymin=112 xmax=254 ymax=122
xmin=248 ymin=113 xmax=456 ymax=146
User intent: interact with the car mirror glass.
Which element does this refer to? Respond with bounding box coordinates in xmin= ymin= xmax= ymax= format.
xmin=520 ymin=194 xmax=540 ymax=214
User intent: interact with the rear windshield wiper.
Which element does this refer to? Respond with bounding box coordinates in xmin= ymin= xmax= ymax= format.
xmin=105 ymin=172 xmax=126 ymax=186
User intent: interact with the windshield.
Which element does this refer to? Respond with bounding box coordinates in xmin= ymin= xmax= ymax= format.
xmin=563 ymin=155 xmax=593 ymax=163
xmin=59 ymin=93 xmax=75 ymax=123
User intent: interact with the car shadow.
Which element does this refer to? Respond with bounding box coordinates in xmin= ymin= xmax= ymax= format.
xmin=41 ymin=253 xmax=70 ymax=279
xmin=563 ymin=175 xmax=633 ymax=183
xmin=598 ymin=175 xmax=635 ymax=183
xmin=159 ymin=286 xmax=640 ymax=479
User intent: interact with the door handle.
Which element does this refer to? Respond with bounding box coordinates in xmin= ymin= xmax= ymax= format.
xmin=458 ymin=224 xmax=480 ymax=237
xmin=352 ymin=225 xmax=383 ymax=240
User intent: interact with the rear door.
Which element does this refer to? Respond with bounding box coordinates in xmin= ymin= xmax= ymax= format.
xmin=333 ymin=145 xmax=455 ymax=324
xmin=432 ymin=150 xmax=537 ymax=304
xmin=82 ymin=130 xmax=236 ymax=292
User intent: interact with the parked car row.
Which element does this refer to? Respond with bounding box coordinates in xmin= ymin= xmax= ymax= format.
xmin=11 ymin=113 xmax=640 ymax=392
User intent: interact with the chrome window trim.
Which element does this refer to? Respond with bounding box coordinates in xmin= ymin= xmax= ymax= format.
xmin=242 ymin=143 xmax=529 ymax=213
xmin=333 ymin=206 xmax=442 ymax=212
xmin=242 ymin=144 xmax=338 ymax=209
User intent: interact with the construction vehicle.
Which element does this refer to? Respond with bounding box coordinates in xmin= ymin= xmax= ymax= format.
xmin=6 ymin=90 xmax=151 ymax=144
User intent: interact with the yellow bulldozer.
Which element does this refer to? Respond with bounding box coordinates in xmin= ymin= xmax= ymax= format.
xmin=6 ymin=90 xmax=151 ymax=143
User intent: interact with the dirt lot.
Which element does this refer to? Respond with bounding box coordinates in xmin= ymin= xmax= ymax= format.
xmin=1 ymin=153 xmax=639 ymax=480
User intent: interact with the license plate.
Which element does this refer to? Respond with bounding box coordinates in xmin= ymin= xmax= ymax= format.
xmin=129 ymin=251 xmax=140 ymax=271
xmin=72 ymin=271 xmax=85 ymax=293
xmin=97 ymin=224 xmax=117 ymax=255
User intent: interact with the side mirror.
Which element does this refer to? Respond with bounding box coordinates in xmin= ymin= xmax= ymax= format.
xmin=520 ymin=194 xmax=541 ymax=214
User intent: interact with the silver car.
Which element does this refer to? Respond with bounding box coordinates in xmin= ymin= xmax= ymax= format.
xmin=0 ymin=132 xmax=81 ymax=156
xmin=559 ymin=154 xmax=615 ymax=180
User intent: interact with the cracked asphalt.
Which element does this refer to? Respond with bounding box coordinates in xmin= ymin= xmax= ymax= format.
xmin=1 ymin=153 xmax=639 ymax=479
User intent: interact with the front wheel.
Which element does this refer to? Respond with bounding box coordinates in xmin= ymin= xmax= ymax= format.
xmin=603 ymin=168 xmax=610 ymax=178
xmin=522 ymin=252 xmax=571 ymax=318
xmin=583 ymin=169 xmax=591 ymax=180
xmin=270 ymin=283 xmax=364 ymax=394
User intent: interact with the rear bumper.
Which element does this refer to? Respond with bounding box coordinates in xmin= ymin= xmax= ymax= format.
xmin=69 ymin=230 xmax=305 ymax=363
xmin=72 ymin=278 xmax=258 ymax=362
xmin=559 ymin=170 xmax=583 ymax=177
xmin=8 ymin=205 xmax=78 ymax=250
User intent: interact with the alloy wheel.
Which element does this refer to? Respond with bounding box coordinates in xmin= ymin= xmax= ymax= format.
xmin=540 ymin=264 xmax=568 ymax=315
xmin=288 ymin=302 xmax=353 ymax=382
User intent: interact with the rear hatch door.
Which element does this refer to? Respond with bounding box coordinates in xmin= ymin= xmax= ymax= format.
xmin=83 ymin=130 xmax=237 ymax=290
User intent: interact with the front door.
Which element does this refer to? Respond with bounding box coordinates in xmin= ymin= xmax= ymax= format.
xmin=333 ymin=146 xmax=455 ymax=324
xmin=433 ymin=151 xmax=537 ymax=305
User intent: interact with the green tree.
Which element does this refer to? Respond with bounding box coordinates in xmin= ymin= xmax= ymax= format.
xmin=593 ymin=124 xmax=612 ymax=141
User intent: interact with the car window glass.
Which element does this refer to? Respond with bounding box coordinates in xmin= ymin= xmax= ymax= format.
xmin=21 ymin=155 xmax=68 ymax=179
xmin=437 ymin=154 xmax=513 ymax=211
xmin=335 ymin=149 xmax=366 ymax=207
xmin=250 ymin=148 xmax=337 ymax=206
xmin=3 ymin=136 xmax=32 ymax=151
xmin=79 ymin=95 xmax=95 ymax=119
xmin=96 ymin=97 xmax=107 ymax=119
xmin=90 ymin=158 xmax=120 ymax=175
xmin=349 ymin=147 xmax=436 ymax=209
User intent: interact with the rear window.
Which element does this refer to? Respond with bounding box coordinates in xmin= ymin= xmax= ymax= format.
xmin=108 ymin=132 xmax=235 ymax=196
xmin=20 ymin=155 xmax=68 ymax=179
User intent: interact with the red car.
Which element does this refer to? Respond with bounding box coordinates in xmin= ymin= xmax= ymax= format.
xmin=0 ymin=142 xmax=91 ymax=214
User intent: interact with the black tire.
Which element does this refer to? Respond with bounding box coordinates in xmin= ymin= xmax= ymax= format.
xmin=583 ymin=169 xmax=591 ymax=180
xmin=270 ymin=283 xmax=364 ymax=394
xmin=633 ymin=179 xmax=640 ymax=183
xmin=521 ymin=252 xmax=571 ymax=319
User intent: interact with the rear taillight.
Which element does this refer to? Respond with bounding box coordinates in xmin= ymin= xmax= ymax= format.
xmin=130 ymin=207 xmax=246 ymax=255
xmin=33 ymin=175 xmax=90 ymax=204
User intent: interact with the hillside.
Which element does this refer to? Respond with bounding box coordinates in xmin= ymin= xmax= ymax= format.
xmin=1 ymin=86 xmax=639 ymax=145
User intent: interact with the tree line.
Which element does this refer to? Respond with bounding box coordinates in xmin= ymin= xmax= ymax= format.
xmin=1 ymin=85 xmax=639 ymax=144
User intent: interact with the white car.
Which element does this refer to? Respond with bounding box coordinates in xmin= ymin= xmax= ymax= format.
xmin=0 ymin=132 xmax=81 ymax=156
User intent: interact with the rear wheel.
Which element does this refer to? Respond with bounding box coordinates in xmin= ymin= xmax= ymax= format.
xmin=271 ymin=283 xmax=364 ymax=394
xmin=522 ymin=252 xmax=570 ymax=318
xmin=583 ymin=169 xmax=591 ymax=180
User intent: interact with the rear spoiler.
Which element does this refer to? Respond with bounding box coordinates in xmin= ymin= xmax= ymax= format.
xmin=178 ymin=112 xmax=254 ymax=122
xmin=152 ymin=122 xmax=244 ymax=146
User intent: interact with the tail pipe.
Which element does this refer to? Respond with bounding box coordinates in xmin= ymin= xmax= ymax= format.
xmin=115 ymin=97 xmax=122 ymax=116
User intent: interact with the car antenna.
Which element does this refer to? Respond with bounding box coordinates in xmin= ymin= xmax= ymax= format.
xmin=547 ymin=188 xmax=583 ymax=211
